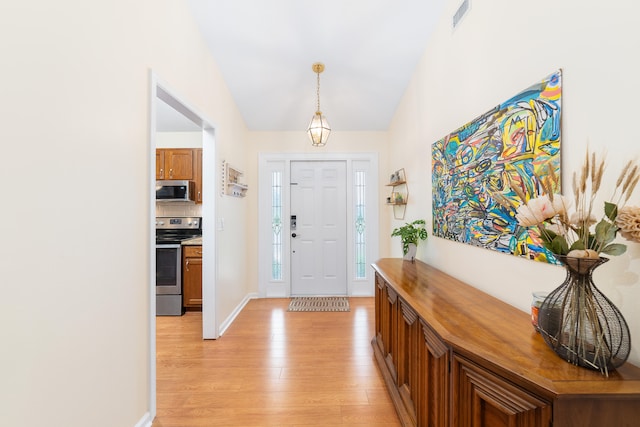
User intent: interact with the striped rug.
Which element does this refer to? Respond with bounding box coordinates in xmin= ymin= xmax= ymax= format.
xmin=287 ymin=297 xmax=350 ymax=312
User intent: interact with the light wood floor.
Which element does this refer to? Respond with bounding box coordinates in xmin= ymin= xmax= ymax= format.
xmin=153 ymin=297 xmax=401 ymax=427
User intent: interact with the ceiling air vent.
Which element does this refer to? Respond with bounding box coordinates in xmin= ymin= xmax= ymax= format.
xmin=453 ymin=0 xmax=470 ymax=29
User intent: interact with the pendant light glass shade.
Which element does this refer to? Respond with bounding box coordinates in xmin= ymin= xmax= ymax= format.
xmin=306 ymin=62 xmax=331 ymax=147
xmin=307 ymin=111 xmax=331 ymax=147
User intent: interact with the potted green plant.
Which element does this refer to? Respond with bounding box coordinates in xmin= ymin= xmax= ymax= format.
xmin=391 ymin=219 xmax=428 ymax=262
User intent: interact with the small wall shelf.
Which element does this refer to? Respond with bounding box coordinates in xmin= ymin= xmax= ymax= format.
xmin=222 ymin=160 xmax=248 ymax=197
xmin=386 ymin=168 xmax=408 ymax=219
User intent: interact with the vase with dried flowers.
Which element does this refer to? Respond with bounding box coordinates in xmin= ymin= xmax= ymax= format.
xmin=494 ymin=149 xmax=640 ymax=375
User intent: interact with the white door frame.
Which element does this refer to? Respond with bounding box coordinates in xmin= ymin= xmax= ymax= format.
xmin=148 ymin=72 xmax=218 ymax=420
xmin=258 ymin=152 xmax=379 ymax=298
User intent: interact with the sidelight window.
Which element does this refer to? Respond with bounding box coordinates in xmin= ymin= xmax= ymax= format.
xmin=354 ymin=170 xmax=366 ymax=279
xmin=271 ymin=171 xmax=283 ymax=280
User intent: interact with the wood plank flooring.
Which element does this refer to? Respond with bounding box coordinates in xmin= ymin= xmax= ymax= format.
xmin=153 ymin=297 xmax=401 ymax=427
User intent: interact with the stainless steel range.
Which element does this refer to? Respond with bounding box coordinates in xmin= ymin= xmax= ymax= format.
xmin=156 ymin=217 xmax=201 ymax=316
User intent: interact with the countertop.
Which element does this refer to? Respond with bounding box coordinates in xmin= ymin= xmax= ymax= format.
xmin=181 ymin=237 xmax=202 ymax=246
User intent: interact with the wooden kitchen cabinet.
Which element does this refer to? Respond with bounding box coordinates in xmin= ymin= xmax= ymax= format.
xmin=193 ymin=148 xmax=203 ymax=204
xmin=155 ymin=150 xmax=165 ymax=179
xmin=182 ymin=245 xmax=202 ymax=309
xmin=156 ymin=148 xmax=194 ymax=180
xmin=372 ymin=258 xmax=640 ymax=427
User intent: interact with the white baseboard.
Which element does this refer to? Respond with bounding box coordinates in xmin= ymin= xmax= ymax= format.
xmin=265 ymin=282 xmax=288 ymax=298
xmin=218 ymin=292 xmax=259 ymax=336
xmin=351 ymin=281 xmax=374 ymax=297
xmin=134 ymin=412 xmax=153 ymax=427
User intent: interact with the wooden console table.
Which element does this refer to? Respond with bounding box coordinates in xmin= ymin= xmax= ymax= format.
xmin=372 ymin=258 xmax=640 ymax=427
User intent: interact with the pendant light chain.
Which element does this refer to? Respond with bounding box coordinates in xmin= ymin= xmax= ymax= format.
xmin=316 ymin=70 xmax=321 ymax=113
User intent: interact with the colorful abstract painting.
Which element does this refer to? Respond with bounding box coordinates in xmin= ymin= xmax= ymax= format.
xmin=432 ymin=70 xmax=562 ymax=263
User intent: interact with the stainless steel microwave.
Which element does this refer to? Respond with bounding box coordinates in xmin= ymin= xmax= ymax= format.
xmin=156 ymin=180 xmax=194 ymax=202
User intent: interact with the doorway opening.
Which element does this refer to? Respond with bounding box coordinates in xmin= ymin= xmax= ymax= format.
xmin=149 ymin=73 xmax=217 ymax=419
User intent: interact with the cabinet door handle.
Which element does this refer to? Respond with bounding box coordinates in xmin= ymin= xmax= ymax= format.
xmin=196 ymin=251 xmax=202 ymax=255
xmin=160 ymin=168 xmax=164 ymax=178
xmin=185 ymin=259 xmax=189 ymax=271
xmin=169 ymin=168 xmax=173 ymax=178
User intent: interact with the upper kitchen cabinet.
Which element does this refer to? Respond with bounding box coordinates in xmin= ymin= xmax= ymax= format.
xmin=155 ymin=150 xmax=164 ymax=179
xmin=193 ymin=148 xmax=203 ymax=204
xmin=156 ymin=148 xmax=194 ymax=180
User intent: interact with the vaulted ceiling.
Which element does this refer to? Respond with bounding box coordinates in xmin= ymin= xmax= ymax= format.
xmin=178 ymin=0 xmax=446 ymax=133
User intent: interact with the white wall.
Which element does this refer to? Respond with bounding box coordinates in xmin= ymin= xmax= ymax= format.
xmin=0 ymin=1 xmax=248 ymax=426
xmin=389 ymin=0 xmax=640 ymax=365
xmin=156 ymin=131 xmax=202 ymax=148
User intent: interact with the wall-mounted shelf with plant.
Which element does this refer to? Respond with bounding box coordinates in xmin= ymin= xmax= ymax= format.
xmin=386 ymin=168 xmax=408 ymax=219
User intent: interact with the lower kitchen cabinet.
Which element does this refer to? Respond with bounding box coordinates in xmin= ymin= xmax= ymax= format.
xmin=372 ymin=258 xmax=640 ymax=427
xmin=182 ymin=245 xmax=202 ymax=309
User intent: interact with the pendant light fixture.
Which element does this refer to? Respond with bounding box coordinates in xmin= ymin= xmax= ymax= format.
xmin=306 ymin=62 xmax=331 ymax=147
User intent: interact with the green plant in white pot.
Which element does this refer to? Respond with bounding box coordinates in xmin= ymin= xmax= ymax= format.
xmin=391 ymin=219 xmax=428 ymax=262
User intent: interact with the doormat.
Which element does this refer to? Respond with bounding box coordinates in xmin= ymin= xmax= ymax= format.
xmin=287 ymin=297 xmax=350 ymax=312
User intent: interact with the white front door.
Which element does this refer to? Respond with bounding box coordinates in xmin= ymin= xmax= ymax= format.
xmin=290 ymin=161 xmax=347 ymax=296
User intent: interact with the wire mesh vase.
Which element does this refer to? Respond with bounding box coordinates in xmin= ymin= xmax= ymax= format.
xmin=537 ymin=255 xmax=631 ymax=375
